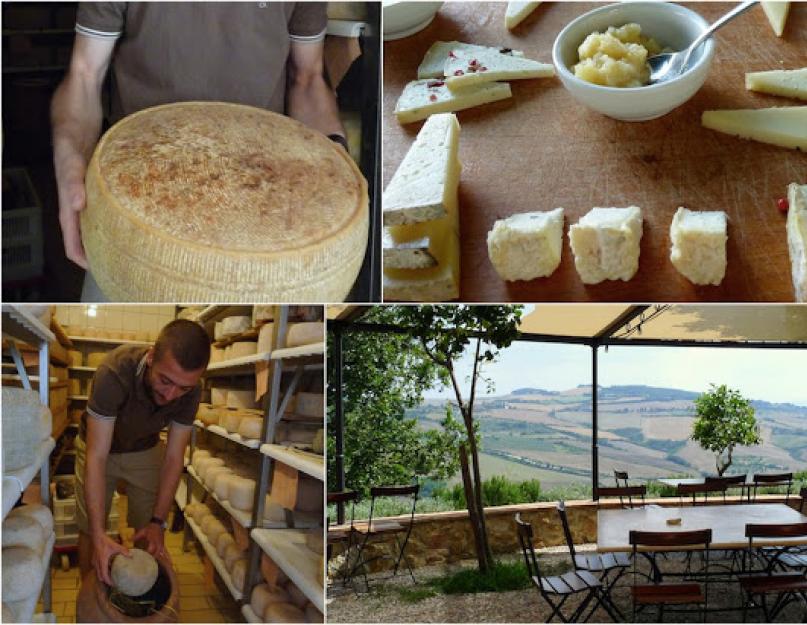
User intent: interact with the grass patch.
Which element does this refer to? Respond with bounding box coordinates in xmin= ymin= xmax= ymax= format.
xmin=397 ymin=587 xmax=439 ymax=603
xmin=432 ymin=560 xmax=532 ymax=595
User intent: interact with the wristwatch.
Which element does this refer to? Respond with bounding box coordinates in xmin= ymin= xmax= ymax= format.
xmin=328 ymin=133 xmax=349 ymax=152
xmin=149 ymin=516 xmax=167 ymax=530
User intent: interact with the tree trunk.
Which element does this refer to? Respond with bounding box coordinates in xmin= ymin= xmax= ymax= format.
xmin=459 ymin=443 xmax=488 ymax=572
xmin=466 ymin=419 xmax=493 ymax=568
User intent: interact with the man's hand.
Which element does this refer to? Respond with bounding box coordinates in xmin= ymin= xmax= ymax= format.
xmin=133 ymin=523 xmax=167 ymax=558
xmin=92 ymin=533 xmax=129 ymax=586
xmin=55 ymin=148 xmax=89 ymax=268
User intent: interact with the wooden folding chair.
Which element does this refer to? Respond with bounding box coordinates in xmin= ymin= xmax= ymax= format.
xmin=597 ymin=485 xmax=646 ymax=509
xmin=557 ymin=500 xmax=628 ymax=620
xmin=515 ymin=513 xmax=618 ymax=623
xmin=750 ymin=473 xmax=793 ymax=503
xmin=327 ymin=490 xmax=359 ymax=587
xmin=740 ymin=522 xmax=807 ymax=622
xmin=351 ymin=484 xmax=419 ymax=586
xmin=677 ymin=482 xmax=727 ymax=506
xmin=629 ymin=528 xmax=712 ymax=622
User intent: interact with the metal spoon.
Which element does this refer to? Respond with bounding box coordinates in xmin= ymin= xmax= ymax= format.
xmin=647 ymin=0 xmax=756 ymax=84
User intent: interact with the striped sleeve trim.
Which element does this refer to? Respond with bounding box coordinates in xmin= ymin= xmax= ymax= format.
xmin=87 ymin=406 xmax=116 ymax=421
xmin=170 ymin=420 xmax=194 ymax=429
xmin=290 ymin=27 xmax=327 ymax=43
xmin=75 ymin=23 xmax=122 ymax=39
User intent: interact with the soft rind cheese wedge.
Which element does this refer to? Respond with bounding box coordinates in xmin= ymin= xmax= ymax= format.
xmin=418 ymin=41 xmax=524 ymax=79
xmin=395 ymin=79 xmax=512 ymax=124
xmin=761 ymin=1 xmax=790 ymax=36
xmin=701 ymin=106 xmax=807 ymax=151
xmin=787 ymin=183 xmax=807 ymax=302
xmin=505 ymin=2 xmax=541 ymax=30
xmin=569 ymin=207 xmax=643 ymax=284
xmin=487 ymin=208 xmax=564 ymax=281
xmin=746 ymin=68 xmax=807 ymax=101
xmin=82 ymin=102 xmax=368 ymax=302
xmin=445 ymin=48 xmax=554 ymax=91
xmin=669 ymin=207 xmax=728 ymax=286
xmin=383 ymin=113 xmax=460 ymax=227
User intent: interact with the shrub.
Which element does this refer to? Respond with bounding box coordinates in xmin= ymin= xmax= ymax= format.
xmin=435 ymin=475 xmax=542 ymax=508
xmin=433 ymin=560 xmax=531 ymax=594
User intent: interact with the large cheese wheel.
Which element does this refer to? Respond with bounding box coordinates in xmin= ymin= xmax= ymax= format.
xmin=219 ymin=409 xmax=243 ymax=433
xmin=197 ymin=403 xmax=219 ymax=426
xmin=205 ymin=519 xmax=228 ymax=544
xmin=237 ymin=416 xmax=263 ymax=440
xmin=227 ymin=390 xmax=257 ymax=410
xmin=221 ymin=316 xmax=251 ymax=337
xmin=230 ymin=341 xmax=257 ymax=359
xmin=228 ymin=477 xmax=256 ymax=511
xmin=286 ymin=322 xmax=324 ymax=347
xmin=205 ymin=466 xmax=230 ymax=489
xmin=191 ymin=449 xmax=212 ymax=472
xmin=7 ymin=504 xmax=54 ymax=537
xmin=200 ymin=515 xmax=219 ymax=536
xmin=216 ymin=532 xmax=235 ymax=558
xmin=2 ymin=546 xmax=44 ymax=602
xmin=223 ymin=543 xmax=243 ymax=571
xmin=111 ymin=549 xmax=158 ymax=597
xmin=81 ymin=102 xmax=368 ymax=302
xmin=214 ymin=472 xmax=235 ymax=501
xmin=265 ymin=603 xmax=306 ymax=623
xmin=275 ymin=424 xmax=317 ymax=445
xmin=68 ymin=350 xmax=83 ymax=366
xmin=197 ymin=457 xmax=225 ymax=481
xmin=210 ymin=387 xmax=228 ymax=405
xmin=231 ymin=558 xmax=247 ymax=592
xmin=251 ymin=584 xmax=290 ymax=618
xmin=294 ymin=393 xmax=324 ymax=419
xmin=2 ymin=516 xmax=47 ymax=555
xmin=87 ymin=352 xmax=106 ymax=368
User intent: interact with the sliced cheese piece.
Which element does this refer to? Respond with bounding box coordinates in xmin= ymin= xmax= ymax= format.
xmin=787 ymin=182 xmax=807 ymax=302
xmin=383 ymin=113 xmax=460 ymax=227
xmin=669 ymin=207 xmax=728 ymax=286
xmin=395 ymin=79 xmax=512 ymax=125
xmin=569 ymin=206 xmax=643 ymax=284
xmin=417 ymin=41 xmax=524 ymax=79
xmin=761 ymin=1 xmax=790 ymax=36
xmin=505 ymin=2 xmax=541 ymax=30
xmin=81 ymin=102 xmax=368 ymax=302
xmin=701 ymin=106 xmax=807 ymax=151
xmin=746 ymin=68 xmax=807 ymax=101
xmin=487 ymin=208 xmax=564 ymax=281
xmin=445 ymin=48 xmax=554 ymax=92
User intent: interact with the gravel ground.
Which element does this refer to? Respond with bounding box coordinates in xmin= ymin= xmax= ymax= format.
xmin=327 ymin=547 xmax=807 ymax=623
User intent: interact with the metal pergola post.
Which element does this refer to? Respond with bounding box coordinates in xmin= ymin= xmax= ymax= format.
xmin=592 ymin=342 xmax=599 ymax=501
xmin=333 ymin=324 xmax=346 ymax=524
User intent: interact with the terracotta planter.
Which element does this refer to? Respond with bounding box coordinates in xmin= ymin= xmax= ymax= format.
xmin=76 ymin=553 xmax=179 ymax=623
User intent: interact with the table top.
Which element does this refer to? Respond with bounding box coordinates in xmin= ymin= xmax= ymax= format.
xmin=382 ymin=2 xmax=807 ymax=302
xmin=656 ymin=477 xmax=750 ymax=487
xmin=598 ymin=504 xmax=807 ymax=552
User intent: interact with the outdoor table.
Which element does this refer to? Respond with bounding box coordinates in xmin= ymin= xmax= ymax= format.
xmin=598 ymin=504 xmax=807 ymax=553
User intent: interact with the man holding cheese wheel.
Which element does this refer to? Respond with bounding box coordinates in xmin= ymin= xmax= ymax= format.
xmin=50 ymin=2 xmax=348 ymax=300
xmin=75 ymin=319 xmax=209 ymax=586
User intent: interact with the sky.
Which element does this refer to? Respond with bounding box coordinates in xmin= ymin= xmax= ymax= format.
xmin=421 ymin=340 xmax=807 ymax=407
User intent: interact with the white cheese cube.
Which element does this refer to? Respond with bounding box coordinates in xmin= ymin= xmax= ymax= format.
xmin=568 ymin=206 xmax=643 ymax=284
xmin=487 ymin=208 xmax=564 ymax=281
xmin=394 ymin=79 xmax=512 ymax=125
xmin=787 ymin=182 xmax=807 ymax=302
xmin=418 ymin=41 xmax=524 ymax=79
xmin=669 ymin=207 xmax=728 ymax=286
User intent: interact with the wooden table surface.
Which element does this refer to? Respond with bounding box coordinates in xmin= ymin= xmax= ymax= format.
xmin=382 ymin=2 xmax=807 ymax=302
xmin=598 ymin=503 xmax=807 ymax=552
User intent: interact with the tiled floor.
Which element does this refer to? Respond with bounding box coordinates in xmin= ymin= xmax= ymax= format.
xmin=38 ymin=504 xmax=244 ymax=623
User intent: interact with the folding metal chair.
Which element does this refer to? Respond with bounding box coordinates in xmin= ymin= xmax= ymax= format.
xmin=705 ymin=474 xmax=748 ymax=503
xmin=750 ymin=473 xmax=793 ymax=503
xmin=740 ymin=522 xmax=807 ymax=622
xmin=351 ymin=484 xmax=419 ymax=586
xmin=614 ymin=470 xmax=630 ymax=488
xmin=677 ymin=482 xmax=727 ymax=506
xmin=629 ymin=529 xmax=712 ymax=623
xmin=557 ymin=500 xmax=628 ymax=620
xmin=515 ymin=513 xmax=618 ymax=623
xmin=327 ymin=490 xmax=359 ymax=587
xmin=597 ymin=485 xmax=646 ymax=509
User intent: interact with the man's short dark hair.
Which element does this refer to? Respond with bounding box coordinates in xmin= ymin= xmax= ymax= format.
xmin=153 ymin=319 xmax=210 ymax=371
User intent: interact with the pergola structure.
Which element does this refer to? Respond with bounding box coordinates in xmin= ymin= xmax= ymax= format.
xmin=327 ymin=305 xmax=807 ymax=515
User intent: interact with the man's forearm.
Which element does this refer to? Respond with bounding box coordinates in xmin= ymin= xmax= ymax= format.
xmin=151 ymin=451 xmax=184 ymax=522
xmin=51 ymin=70 xmax=104 ymax=166
xmin=287 ymin=74 xmax=345 ymax=139
xmin=85 ymin=454 xmax=109 ymax=538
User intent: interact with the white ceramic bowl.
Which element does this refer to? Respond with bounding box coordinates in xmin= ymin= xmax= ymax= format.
xmin=552 ymin=2 xmax=714 ymax=121
xmin=383 ymin=1 xmax=444 ymax=41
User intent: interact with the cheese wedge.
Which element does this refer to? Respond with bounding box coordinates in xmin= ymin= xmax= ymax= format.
xmin=487 ymin=208 xmax=564 ymax=281
xmin=569 ymin=207 xmax=643 ymax=284
xmin=746 ymin=68 xmax=807 ymax=101
xmin=761 ymin=1 xmax=790 ymax=36
xmin=669 ymin=207 xmax=728 ymax=286
xmin=787 ymin=183 xmax=807 ymax=302
xmin=701 ymin=107 xmax=807 ymax=151
xmin=445 ymin=48 xmax=554 ymax=91
xmin=383 ymin=113 xmax=460 ymax=227
xmin=418 ymin=41 xmax=524 ymax=79
xmin=505 ymin=2 xmax=541 ymax=30
xmin=395 ymin=80 xmax=512 ymax=124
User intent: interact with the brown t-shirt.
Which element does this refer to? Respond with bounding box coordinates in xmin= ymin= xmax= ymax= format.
xmin=75 ymin=2 xmax=329 ymax=123
xmin=81 ymin=344 xmax=199 ymax=453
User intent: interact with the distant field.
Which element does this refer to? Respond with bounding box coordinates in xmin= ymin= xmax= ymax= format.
xmin=642 ymin=416 xmax=693 ymax=440
xmin=448 ymin=453 xmax=585 ymax=489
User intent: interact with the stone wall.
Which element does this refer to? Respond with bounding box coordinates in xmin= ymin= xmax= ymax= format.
xmin=329 ymin=495 xmax=800 ymax=574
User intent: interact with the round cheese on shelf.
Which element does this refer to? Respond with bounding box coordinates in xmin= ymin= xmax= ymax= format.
xmin=226 ymin=390 xmax=257 ymax=410
xmin=205 ymin=519 xmax=228 ymax=544
xmin=232 ymin=558 xmax=247 ymax=592
xmin=221 ymin=316 xmax=252 ymax=337
xmin=227 ymin=477 xmax=256 ymax=511
xmin=286 ymin=322 xmax=324 ymax=347
xmin=81 ymin=101 xmax=368 ymax=302
xmin=7 ymin=504 xmax=54 ymax=537
xmin=219 ymin=409 xmax=243 ymax=433
xmin=251 ymin=584 xmax=290 ymax=618
xmin=264 ymin=603 xmax=306 ymax=623
xmin=2 ymin=516 xmax=47 ymax=555
xmin=223 ymin=543 xmax=243 ymax=571
xmin=197 ymin=457 xmax=225 ymax=481
xmin=2 ymin=546 xmax=44 ymax=602
xmin=196 ymin=403 xmax=219 ymax=426
xmin=237 ymin=416 xmax=263 ymax=440
xmin=206 ymin=466 xmax=230 ymax=490
xmin=229 ymin=341 xmax=257 ymax=359
xmin=215 ymin=532 xmax=235 ymax=558
xmin=214 ymin=472 xmax=235 ymax=501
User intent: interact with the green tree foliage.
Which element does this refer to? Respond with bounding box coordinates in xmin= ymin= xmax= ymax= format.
xmin=327 ymin=308 xmax=462 ymax=497
xmin=691 ymin=384 xmax=761 ymax=476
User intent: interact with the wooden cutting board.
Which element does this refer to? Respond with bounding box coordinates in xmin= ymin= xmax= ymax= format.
xmin=382 ymin=2 xmax=807 ymax=302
